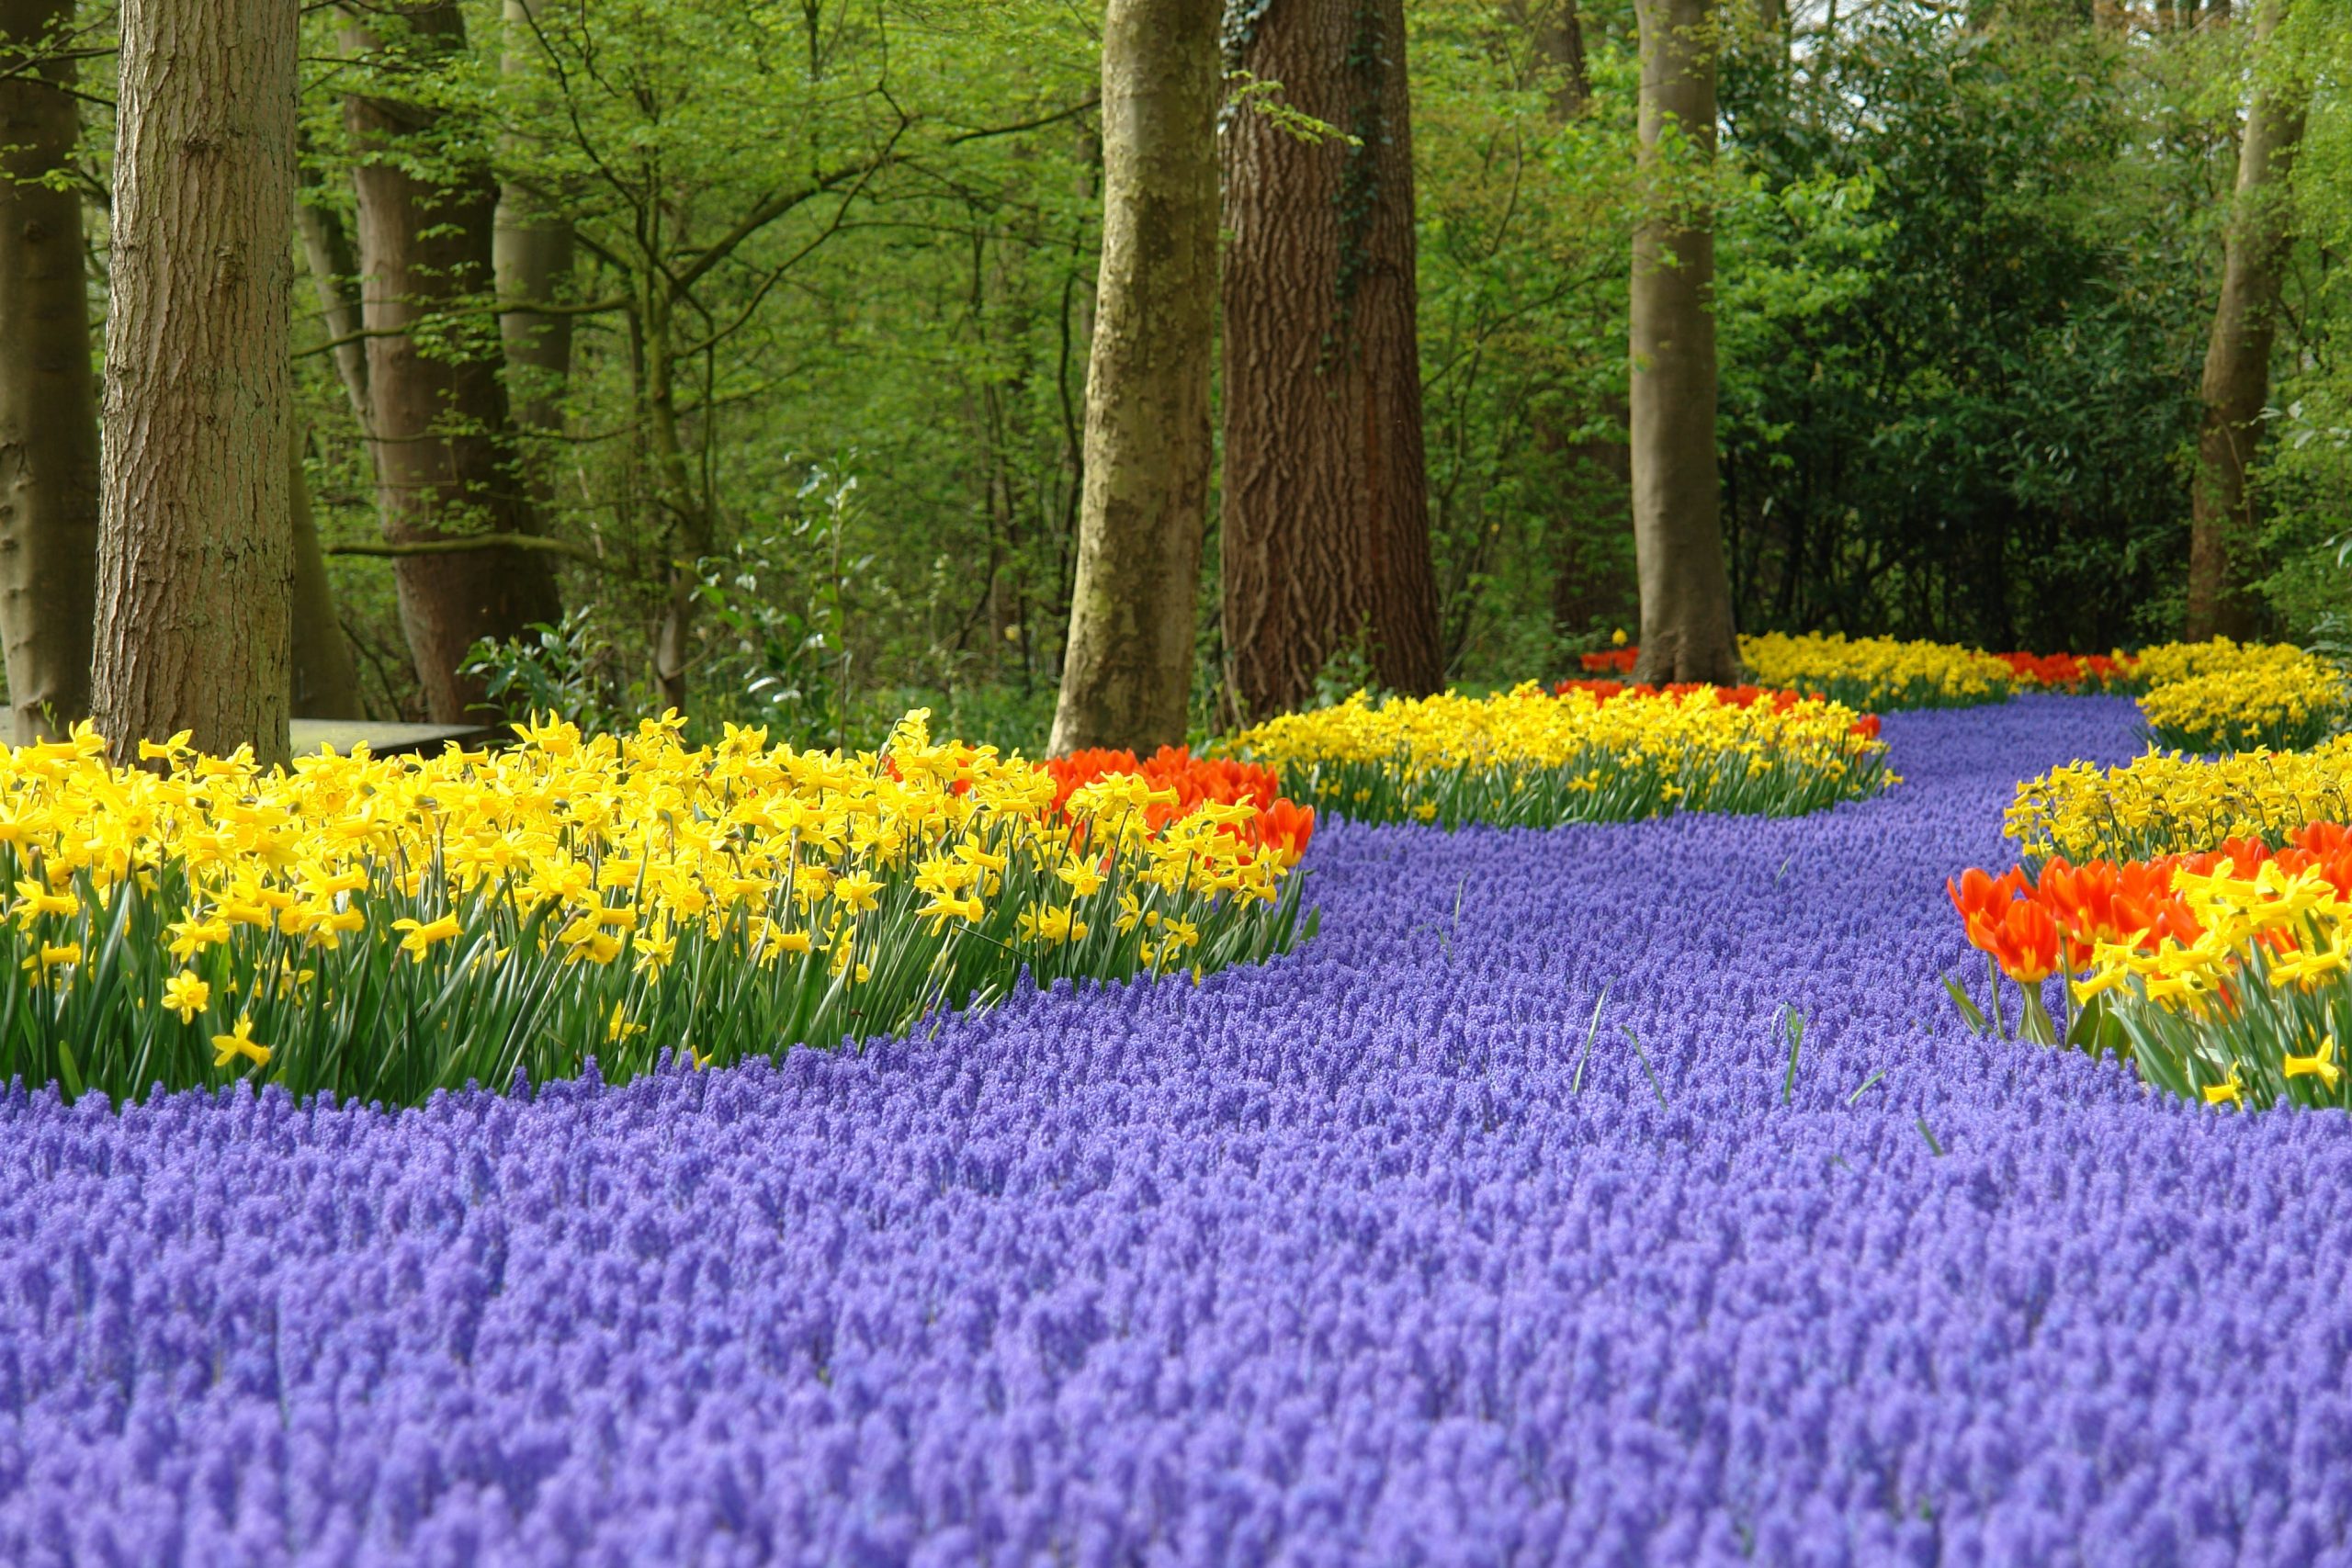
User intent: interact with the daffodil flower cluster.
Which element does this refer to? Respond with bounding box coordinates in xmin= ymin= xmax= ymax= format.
xmin=1220 ymin=682 xmax=1893 ymax=829
xmin=1736 ymin=632 xmax=2016 ymax=711
xmin=2008 ymin=736 xmax=2352 ymax=866
xmin=0 ymin=712 xmax=1311 ymax=1105
xmin=2132 ymin=640 xmax=2347 ymax=754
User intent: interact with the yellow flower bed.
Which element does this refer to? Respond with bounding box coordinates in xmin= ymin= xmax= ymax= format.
xmin=1221 ymin=682 xmax=1893 ymax=829
xmin=2132 ymin=639 xmax=2347 ymax=754
xmin=0 ymin=712 xmax=1309 ymax=1105
xmin=1736 ymin=632 xmax=2015 ymax=710
xmin=2007 ymin=736 xmax=2352 ymax=865
xmin=2129 ymin=636 xmax=2287 ymax=689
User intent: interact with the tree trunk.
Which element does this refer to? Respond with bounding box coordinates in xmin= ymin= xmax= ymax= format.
xmin=1509 ymin=0 xmax=1633 ymax=649
xmin=344 ymin=1 xmax=562 ymax=724
xmin=0 ymin=0 xmax=100 ymax=742
xmin=92 ymin=0 xmax=296 ymax=765
xmin=1628 ymin=0 xmax=1738 ymax=684
xmin=296 ymin=148 xmax=373 ymax=433
xmin=494 ymin=0 xmax=574 ymax=471
xmin=1046 ymin=0 xmax=1217 ymax=755
xmin=2185 ymin=0 xmax=2302 ymax=641
xmin=1221 ymin=0 xmax=1446 ymax=720
xmin=288 ymin=428 xmax=364 ymax=719
xmin=1510 ymin=0 xmax=1592 ymax=118
xmin=643 ymin=286 xmax=718 ymax=715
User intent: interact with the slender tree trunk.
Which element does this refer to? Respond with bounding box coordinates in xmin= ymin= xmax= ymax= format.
xmin=288 ymin=429 xmax=364 ymax=719
xmin=643 ymin=287 xmax=717 ymax=714
xmin=1221 ymin=0 xmax=1445 ymax=719
xmin=1628 ymin=0 xmax=1737 ymax=683
xmin=1509 ymin=0 xmax=1633 ymax=647
xmin=344 ymin=1 xmax=562 ymax=724
xmin=1046 ymin=0 xmax=1217 ymax=755
xmin=0 ymin=0 xmax=100 ymax=741
xmin=1510 ymin=0 xmax=1591 ymax=118
xmin=93 ymin=0 xmax=297 ymax=764
xmin=2186 ymin=0 xmax=2302 ymax=641
xmin=494 ymin=0 xmax=574 ymax=474
xmin=296 ymin=150 xmax=373 ymax=433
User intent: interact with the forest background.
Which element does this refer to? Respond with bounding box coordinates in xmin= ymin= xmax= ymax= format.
xmin=6 ymin=0 xmax=2349 ymax=754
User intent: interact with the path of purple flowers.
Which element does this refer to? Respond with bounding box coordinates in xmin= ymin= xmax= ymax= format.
xmin=4 ymin=694 xmax=2349 ymax=1566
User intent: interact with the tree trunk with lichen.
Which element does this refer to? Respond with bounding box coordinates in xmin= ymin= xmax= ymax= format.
xmin=1220 ymin=0 xmax=1445 ymax=721
xmin=1628 ymin=0 xmax=1738 ymax=684
xmin=2185 ymin=0 xmax=2302 ymax=642
xmin=92 ymin=0 xmax=297 ymax=764
xmin=1048 ymin=0 xmax=1218 ymax=755
xmin=0 ymin=0 xmax=100 ymax=741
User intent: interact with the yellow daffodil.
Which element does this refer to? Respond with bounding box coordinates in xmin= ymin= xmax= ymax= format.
xmin=2284 ymin=1037 xmax=2343 ymax=1091
xmin=210 ymin=1014 xmax=271 ymax=1070
xmin=390 ymin=912 xmax=462 ymax=960
xmin=162 ymin=970 xmax=209 ymax=1024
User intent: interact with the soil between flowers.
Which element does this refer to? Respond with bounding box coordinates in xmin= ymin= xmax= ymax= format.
xmin=0 ymin=694 xmax=2342 ymax=1565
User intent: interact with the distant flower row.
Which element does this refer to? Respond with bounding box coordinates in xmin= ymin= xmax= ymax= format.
xmin=1221 ymin=681 xmax=1892 ymax=830
xmin=1589 ymin=631 xmax=2349 ymax=752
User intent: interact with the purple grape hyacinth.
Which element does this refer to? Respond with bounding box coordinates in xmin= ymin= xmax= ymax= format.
xmin=3 ymin=694 xmax=2348 ymax=1565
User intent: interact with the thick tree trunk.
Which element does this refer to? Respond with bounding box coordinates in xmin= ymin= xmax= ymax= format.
xmin=1220 ymin=0 xmax=1445 ymax=720
xmin=345 ymin=1 xmax=562 ymax=724
xmin=1046 ymin=0 xmax=1217 ymax=756
xmin=1628 ymin=0 xmax=1738 ymax=684
xmin=494 ymin=0 xmax=574 ymax=467
xmin=288 ymin=430 xmax=364 ymax=719
xmin=92 ymin=0 xmax=296 ymax=765
xmin=0 ymin=0 xmax=100 ymax=741
xmin=2185 ymin=0 xmax=2302 ymax=641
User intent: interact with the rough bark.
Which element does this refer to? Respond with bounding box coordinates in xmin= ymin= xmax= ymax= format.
xmin=0 ymin=0 xmax=100 ymax=741
xmin=1046 ymin=0 xmax=1217 ymax=755
xmin=1220 ymin=0 xmax=1446 ymax=720
xmin=92 ymin=0 xmax=297 ymax=765
xmin=2185 ymin=0 xmax=2302 ymax=641
xmin=1628 ymin=0 xmax=1738 ymax=684
xmin=344 ymin=1 xmax=562 ymax=723
xmin=288 ymin=430 xmax=364 ymax=719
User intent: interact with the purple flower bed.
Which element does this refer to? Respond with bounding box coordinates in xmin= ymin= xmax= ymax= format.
xmin=4 ymin=694 xmax=2347 ymax=1565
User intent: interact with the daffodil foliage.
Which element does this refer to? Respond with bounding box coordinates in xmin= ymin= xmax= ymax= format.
xmin=0 ymin=713 xmax=1311 ymax=1105
xmin=1221 ymin=682 xmax=1892 ymax=831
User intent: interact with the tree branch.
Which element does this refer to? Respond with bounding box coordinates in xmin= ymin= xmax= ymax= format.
xmin=327 ymin=532 xmax=611 ymax=567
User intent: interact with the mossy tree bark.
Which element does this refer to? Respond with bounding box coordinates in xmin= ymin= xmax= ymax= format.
xmin=2185 ymin=0 xmax=2303 ymax=642
xmin=1628 ymin=0 xmax=1738 ymax=684
xmin=1220 ymin=0 xmax=1446 ymax=720
xmin=1046 ymin=0 xmax=1218 ymax=756
xmin=91 ymin=0 xmax=297 ymax=765
xmin=0 ymin=0 xmax=100 ymax=742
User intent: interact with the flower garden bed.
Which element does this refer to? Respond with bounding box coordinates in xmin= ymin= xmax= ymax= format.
xmin=4 ymin=694 xmax=2351 ymax=1560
